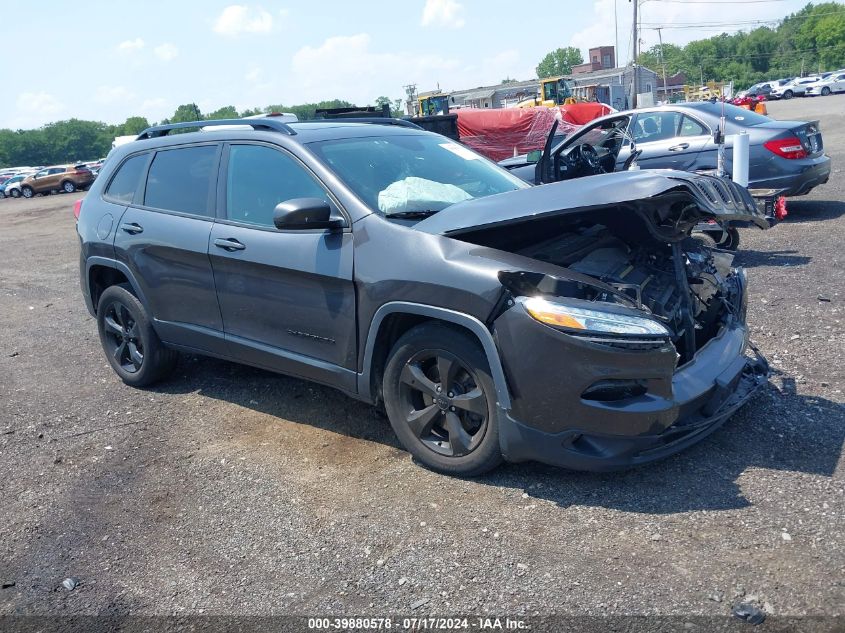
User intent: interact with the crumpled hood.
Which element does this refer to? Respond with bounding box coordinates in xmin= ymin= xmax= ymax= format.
xmin=415 ymin=170 xmax=770 ymax=239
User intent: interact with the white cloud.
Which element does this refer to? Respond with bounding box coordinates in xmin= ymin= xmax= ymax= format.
xmin=245 ymin=67 xmax=263 ymax=83
xmin=213 ymin=5 xmax=274 ymax=36
xmin=421 ymin=0 xmax=465 ymax=29
xmin=139 ymin=97 xmax=170 ymax=120
xmin=154 ymin=43 xmax=179 ymax=62
xmin=291 ymin=34 xmax=459 ymax=104
xmin=17 ymin=92 xmax=64 ymax=116
xmin=95 ymin=86 xmax=136 ymax=104
xmin=117 ymin=38 xmax=145 ymax=53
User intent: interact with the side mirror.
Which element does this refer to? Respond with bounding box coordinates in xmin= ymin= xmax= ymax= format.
xmin=273 ymin=198 xmax=344 ymax=231
xmin=526 ymin=150 xmax=542 ymax=164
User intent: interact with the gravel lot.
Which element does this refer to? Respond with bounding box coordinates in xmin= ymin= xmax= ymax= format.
xmin=0 ymin=96 xmax=843 ymax=628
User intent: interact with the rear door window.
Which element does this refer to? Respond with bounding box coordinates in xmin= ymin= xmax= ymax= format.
xmin=225 ymin=144 xmax=328 ymax=228
xmin=144 ymin=145 xmax=217 ymax=216
xmin=105 ymin=153 xmax=149 ymax=204
xmin=679 ymin=116 xmax=708 ymax=137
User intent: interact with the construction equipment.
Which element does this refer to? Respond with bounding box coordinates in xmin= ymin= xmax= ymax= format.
xmin=516 ymin=77 xmax=577 ymax=108
xmin=683 ymin=81 xmax=729 ymax=102
xmin=417 ymin=93 xmax=452 ymax=116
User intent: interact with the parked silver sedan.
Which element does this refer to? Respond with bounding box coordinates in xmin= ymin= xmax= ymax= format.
xmin=500 ymin=102 xmax=831 ymax=197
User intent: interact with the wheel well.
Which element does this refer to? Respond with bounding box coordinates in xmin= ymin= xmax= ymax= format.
xmin=367 ymin=313 xmax=483 ymax=405
xmin=88 ymin=265 xmax=130 ymax=313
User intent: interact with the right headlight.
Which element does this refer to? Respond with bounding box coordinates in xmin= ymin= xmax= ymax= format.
xmin=519 ymin=296 xmax=670 ymax=337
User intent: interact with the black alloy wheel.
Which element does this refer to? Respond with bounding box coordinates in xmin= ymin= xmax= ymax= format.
xmin=96 ymin=284 xmax=178 ymax=387
xmin=398 ymin=350 xmax=488 ymax=457
xmin=102 ymin=300 xmax=144 ymax=373
xmin=383 ymin=323 xmax=502 ymax=475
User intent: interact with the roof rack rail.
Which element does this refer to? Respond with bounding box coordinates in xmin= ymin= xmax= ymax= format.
xmin=304 ymin=117 xmax=423 ymax=130
xmin=136 ymin=118 xmax=297 ymax=140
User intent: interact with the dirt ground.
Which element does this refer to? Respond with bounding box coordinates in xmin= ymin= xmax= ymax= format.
xmin=0 ymin=96 xmax=843 ymax=628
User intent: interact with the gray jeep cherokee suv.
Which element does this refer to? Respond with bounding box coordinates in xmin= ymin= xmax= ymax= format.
xmin=77 ymin=117 xmax=769 ymax=476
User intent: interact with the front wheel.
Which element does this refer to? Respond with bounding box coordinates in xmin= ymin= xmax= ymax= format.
xmin=717 ymin=227 xmax=740 ymax=251
xmin=21 ymin=186 xmax=34 ymax=198
xmin=783 ymin=90 xmax=793 ymax=100
xmin=61 ymin=180 xmax=76 ymax=193
xmin=10 ymin=188 xmax=21 ymax=198
xmin=821 ymin=87 xmax=831 ymax=96
xmin=96 ymin=285 xmax=178 ymax=387
xmin=383 ymin=323 xmax=503 ymax=476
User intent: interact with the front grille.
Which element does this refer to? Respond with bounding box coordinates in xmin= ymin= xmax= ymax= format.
xmin=566 ymin=332 xmax=670 ymax=351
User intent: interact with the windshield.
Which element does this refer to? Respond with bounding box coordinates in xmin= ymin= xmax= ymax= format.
xmin=308 ymin=134 xmax=529 ymax=216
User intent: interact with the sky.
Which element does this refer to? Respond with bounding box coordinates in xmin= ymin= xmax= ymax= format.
xmin=0 ymin=0 xmax=814 ymax=129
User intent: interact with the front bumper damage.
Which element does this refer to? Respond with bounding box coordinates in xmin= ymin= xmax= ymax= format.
xmin=493 ymin=306 xmax=769 ymax=471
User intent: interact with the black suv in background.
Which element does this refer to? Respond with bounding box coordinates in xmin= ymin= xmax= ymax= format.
xmin=77 ymin=118 xmax=769 ymax=476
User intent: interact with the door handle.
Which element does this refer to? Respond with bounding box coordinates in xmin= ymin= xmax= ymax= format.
xmin=120 ymin=222 xmax=143 ymax=234
xmin=668 ymin=143 xmax=690 ymax=152
xmin=214 ymin=238 xmax=246 ymax=252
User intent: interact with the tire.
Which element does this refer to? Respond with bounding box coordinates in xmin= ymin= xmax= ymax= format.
xmin=21 ymin=186 xmax=34 ymax=198
xmin=783 ymin=90 xmax=793 ymax=100
xmin=382 ymin=323 xmax=503 ymax=476
xmin=716 ymin=227 xmax=741 ymax=251
xmin=821 ymin=87 xmax=831 ymax=96
xmin=10 ymin=188 xmax=21 ymax=198
xmin=692 ymin=231 xmax=719 ymax=248
xmin=96 ymin=284 xmax=178 ymax=387
xmin=61 ymin=180 xmax=76 ymax=193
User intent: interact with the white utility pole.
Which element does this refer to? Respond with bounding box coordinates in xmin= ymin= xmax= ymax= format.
xmin=657 ymin=27 xmax=668 ymax=103
xmin=614 ymin=0 xmax=619 ymax=68
xmin=631 ymin=0 xmax=639 ymax=108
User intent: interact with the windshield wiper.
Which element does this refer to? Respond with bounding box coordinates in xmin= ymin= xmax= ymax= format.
xmin=384 ymin=210 xmax=440 ymax=219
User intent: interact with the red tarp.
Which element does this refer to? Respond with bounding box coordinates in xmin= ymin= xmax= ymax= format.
xmin=455 ymin=103 xmax=614 ymax=162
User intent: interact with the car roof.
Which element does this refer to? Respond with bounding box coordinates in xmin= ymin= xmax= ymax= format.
xmin=108 ymin=120 xmax=433 ymax=160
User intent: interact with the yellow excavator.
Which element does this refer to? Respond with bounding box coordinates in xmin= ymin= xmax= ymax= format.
xmin=517 ymin=77 xmax=577 ymax=108
xmin=417 ymin=93 xmax=452 ymax=116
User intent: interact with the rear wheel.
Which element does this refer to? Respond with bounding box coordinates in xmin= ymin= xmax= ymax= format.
xmin=383 ymin=323 xmax=502 ymax=476
xmin=61 ymin=180 xmax=76 ymax=193
xmin=821 ymin=87 xmax=831 ymax=96
xmin=96 ymin=284 xmax=178 ymax=387
xmin=21 ymin=186 xmax=33 ymax=198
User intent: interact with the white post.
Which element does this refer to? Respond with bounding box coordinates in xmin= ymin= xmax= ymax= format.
xmin=732 ymin=132 xmax=750 ymax=187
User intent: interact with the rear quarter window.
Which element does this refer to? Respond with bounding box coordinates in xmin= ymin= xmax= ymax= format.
xmin=104 ymin=153 xmax=149 ymax=204
xmin=143 ymin=145 xmax=217 ymax=216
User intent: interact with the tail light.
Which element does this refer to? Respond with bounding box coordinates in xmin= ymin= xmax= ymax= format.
xmin=73 ymin=199 xmax=83 ymax=219
xmin=774 ymin=196 xmax=788 ymax=221
xmin=764 ymin=137 xmax=807 ymax=159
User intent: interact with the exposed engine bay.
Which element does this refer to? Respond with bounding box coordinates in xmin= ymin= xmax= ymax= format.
xmin=459 ymin=209 xmax=747 ymax=364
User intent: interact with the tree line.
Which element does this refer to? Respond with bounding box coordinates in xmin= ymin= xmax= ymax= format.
xmin=637 ymin=2 xmax=845 ymax=89
xmin=0 ymin=99 xmax=374 ymax=168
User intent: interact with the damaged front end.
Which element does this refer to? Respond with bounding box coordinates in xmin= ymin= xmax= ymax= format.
xmin=427 ymin=171 xmax=771 ymax=470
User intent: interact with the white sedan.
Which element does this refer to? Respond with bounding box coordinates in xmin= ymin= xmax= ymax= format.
xmin=806 ymin=72 xmax=845 ymax=96
xmin=770 ymin=76 xmax=823 ymax=99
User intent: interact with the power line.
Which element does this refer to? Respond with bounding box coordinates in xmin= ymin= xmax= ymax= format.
xmin=641 ymin=44 xmax=844 ymax=62
xmin=645 ymin=0 xmax=788 ymax=3
xmin=640 ymin=9 xmax=844 ymax=28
